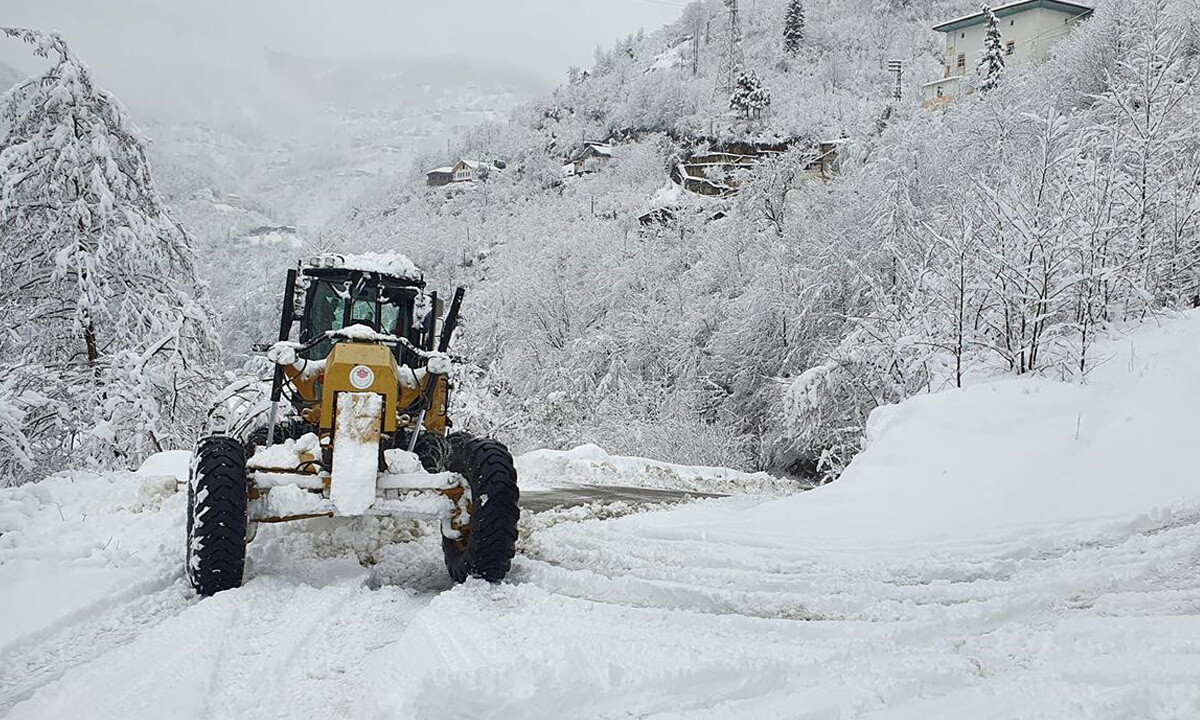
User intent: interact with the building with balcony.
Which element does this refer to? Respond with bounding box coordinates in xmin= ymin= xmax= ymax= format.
xmin=923 ymin=0 xmax=1093 ymax=108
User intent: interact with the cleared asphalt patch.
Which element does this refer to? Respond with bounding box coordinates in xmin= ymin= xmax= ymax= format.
xmin=520 ymin=486 xmax=724 ymax=513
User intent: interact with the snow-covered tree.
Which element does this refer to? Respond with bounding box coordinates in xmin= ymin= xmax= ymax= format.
xmin=730 ymin=70 xmax=772 ymax=119
xmin=783 ymin=0 xmax=806 ymax=55
xmin=977 ymin=5 xmax=1006 ymax=91
xmin=0 ymin=28 xmax=221 ymax=479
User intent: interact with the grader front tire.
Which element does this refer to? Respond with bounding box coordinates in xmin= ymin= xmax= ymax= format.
xmin=186 ymin=436 xmax=249 ymax=596
xmin=442 ymin=435 xmax=520 ymax=583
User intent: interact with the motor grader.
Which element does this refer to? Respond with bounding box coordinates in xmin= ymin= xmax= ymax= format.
xmin=186 ymin=253 xmax=519 ymax=596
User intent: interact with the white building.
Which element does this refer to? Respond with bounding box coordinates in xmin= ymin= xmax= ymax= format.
xmin=565 ymin=141 xmax=615 ymax=176
xmin=426 ymin=159 xmax=490 ymax=186
xmin=923 ymin=0 xmax=1093 ymax=107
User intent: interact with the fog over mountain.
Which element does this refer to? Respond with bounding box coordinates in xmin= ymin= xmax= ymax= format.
xmin=0 ymin=0 xmax=678 ymax=225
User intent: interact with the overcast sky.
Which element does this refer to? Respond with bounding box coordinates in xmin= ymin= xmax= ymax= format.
xmin=0 ymin=0 xmax=685 ymax=88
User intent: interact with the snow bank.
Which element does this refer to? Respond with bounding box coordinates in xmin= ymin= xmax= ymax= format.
xmin=688 ymin=310 xmax=1200 ymax=558
xmin=516 ymin=443 xmax=791 ymax=494
xmin=358 ymin=311 xmax=1200 ymax=719
xmin=134 ymin=449 xmax=191 ymax=482
xmin=0 ymin=471 xmax=183 ymax=654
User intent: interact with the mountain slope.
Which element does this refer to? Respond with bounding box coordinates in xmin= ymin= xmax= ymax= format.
xmin=317 ymin=0 xmax=1199 ymax=482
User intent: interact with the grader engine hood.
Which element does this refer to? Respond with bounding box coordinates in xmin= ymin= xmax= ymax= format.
xmin=320 ymin=342 xmax=401 ymax=435
xmin=322 ymin=341 xmax=400 ymax=515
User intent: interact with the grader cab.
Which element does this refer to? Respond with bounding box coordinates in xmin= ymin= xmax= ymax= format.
xmin=186 ymin=253 xmax=519 ymax=596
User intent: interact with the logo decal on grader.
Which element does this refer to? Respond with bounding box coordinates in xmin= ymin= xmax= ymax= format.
xmin=349 ymin=364 xmax=375 ymax=389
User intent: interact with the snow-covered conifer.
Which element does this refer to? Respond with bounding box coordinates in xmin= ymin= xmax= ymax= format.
xmin=977 ymin=5 xmax=1006 ymax=91
xmin=730 ymin=71 xmax=771 ymax=119
xmin=783 ymin=0 xmax=806 ymax=55
xmin=0 ymin=28 xmax=220 ymax=475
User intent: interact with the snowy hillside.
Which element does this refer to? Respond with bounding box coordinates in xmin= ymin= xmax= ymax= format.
xmin=320 ymin=0 xmax=1200 ymax=481
xmin=3 ymin=312 xmax=1198 ymax=718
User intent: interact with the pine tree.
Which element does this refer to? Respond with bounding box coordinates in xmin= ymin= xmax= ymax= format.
xmin=783 ymin=0 xmax=806 ymax=55
xmin=730 ymin=71 xmax=772 ymax=119
xmin=0 ymin=28 xmax=220 ymax=475
xmin=977 ymin=4 xmax=1006 ymax=92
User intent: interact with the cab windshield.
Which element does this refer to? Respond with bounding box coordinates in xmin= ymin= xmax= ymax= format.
xmin=302 ymin=279 xmax=412 ymax=360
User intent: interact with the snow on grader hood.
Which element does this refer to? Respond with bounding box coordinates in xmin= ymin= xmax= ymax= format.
xmin=186 ymin=253 xmax=520 ymax=596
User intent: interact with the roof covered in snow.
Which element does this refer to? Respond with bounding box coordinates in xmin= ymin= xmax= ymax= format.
xmin=934 ymin=0 xmax=1093 ymax=32
xmin=304 ymin=252 xmax=423 ymax=282
xmin=569 ymin=142 xmax=614 ymax=163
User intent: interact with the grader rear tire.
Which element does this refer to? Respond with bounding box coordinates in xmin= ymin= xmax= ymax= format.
xmin=442 ymin=434 xmax=520 ymax=583
xmin=186 ymin=436 xmax=249 ymax=596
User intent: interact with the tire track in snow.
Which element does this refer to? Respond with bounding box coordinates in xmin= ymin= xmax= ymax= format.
xmin=515 ymin=499 xmax=1200 ymax=631
xmin=187 ymin=580 xmax=364 ymax=718
xmin=0 ymin=573 xmax=192 ymax=713
xmin=276 ymin=586 xmax=432 ymax=717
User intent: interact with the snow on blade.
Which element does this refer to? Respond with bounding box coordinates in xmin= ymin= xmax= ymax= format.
xmin=247 ymin=433 xmax=321 ymax=470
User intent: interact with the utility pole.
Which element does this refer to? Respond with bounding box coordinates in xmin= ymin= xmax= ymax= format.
xmin=715 ymin=0 xmax=743 ymax=97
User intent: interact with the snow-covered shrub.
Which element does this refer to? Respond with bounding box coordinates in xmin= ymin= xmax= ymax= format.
xmin=0 ymin=374 xmax=32 ymax=485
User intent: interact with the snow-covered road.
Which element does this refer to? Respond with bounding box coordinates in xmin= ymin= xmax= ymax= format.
xmin=3 ymin=312 xmax=1200 ymax=719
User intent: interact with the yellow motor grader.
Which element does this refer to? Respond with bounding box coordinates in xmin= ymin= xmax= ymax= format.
xmin=186 ymin=253 xmax=519 ymax=596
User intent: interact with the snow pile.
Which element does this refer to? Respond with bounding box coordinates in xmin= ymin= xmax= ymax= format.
xmin=383 ymin=449 xmax=423 ymax=474
xmin=0 ymin=472 xmax=185 ymax=662
xmin=133 ymin=449 xmax=191 ymax=482
xmin=253 ymin=483 xmax=329 ymax=519
xmin=247 ymin=433 xmax=320 ymax=470
xmin=748 ymin=314 xmax=1200 ymax=554
xmin=515 ymin=443 xmax=792 ymax=494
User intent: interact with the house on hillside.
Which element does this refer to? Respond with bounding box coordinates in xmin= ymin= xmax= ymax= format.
xmin=922 ymin=0 xmax=1093 ymax=108
xmin=426 ymin=167 xmax=455 ymax=186
xmin=426 ymin=159 xmax=490 ymax=186
xmin=565 ymin=141 xmax=614 ymax=176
